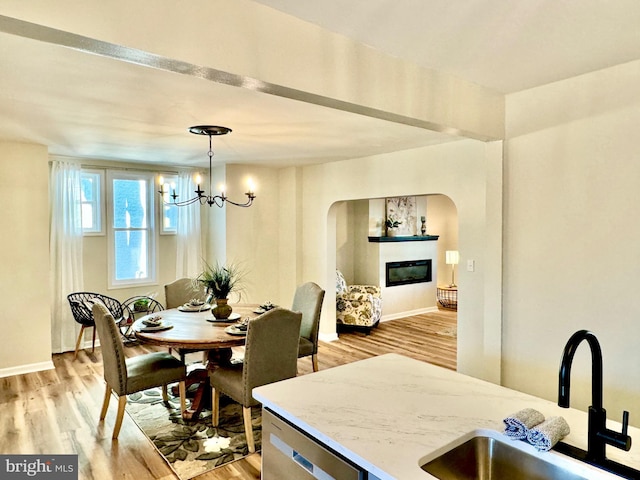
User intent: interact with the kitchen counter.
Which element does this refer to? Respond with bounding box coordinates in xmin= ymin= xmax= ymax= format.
xmin=253 ymin=353 xmax=640 ymax=480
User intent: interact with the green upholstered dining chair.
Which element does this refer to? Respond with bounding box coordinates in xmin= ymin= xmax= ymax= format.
xmin=92 ymin=303 xmax=187 ymax=439
xmin=164 ymin=277 xmax=205 ymax=309
xmin=209 ymin=308 xmax=302 ymax=453
xmin=292 ymin=282 xmax=325 ymax=372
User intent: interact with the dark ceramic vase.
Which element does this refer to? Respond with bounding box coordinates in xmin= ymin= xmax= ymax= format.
xmin=212 ymin=298 xmax=232 ymax=319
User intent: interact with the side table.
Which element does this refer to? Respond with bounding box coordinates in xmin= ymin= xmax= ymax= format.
xmin=437 ymin=285 xmax=458 ymax=310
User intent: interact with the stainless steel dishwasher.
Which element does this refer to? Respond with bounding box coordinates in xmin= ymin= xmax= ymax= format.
xmin=262 ymin=408 xmax=367 ymax=480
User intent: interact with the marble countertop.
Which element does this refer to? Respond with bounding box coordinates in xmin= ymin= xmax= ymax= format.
xmin=253 ymin=353 xmax=640 ymax=480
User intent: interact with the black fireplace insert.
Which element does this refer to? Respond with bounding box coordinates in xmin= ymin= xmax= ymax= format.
xmin=385 ymin=259 xmax=432 ymax=287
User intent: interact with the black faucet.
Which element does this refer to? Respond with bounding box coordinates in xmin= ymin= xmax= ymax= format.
xmin=557 ymin=330 xmax=636 ymax=477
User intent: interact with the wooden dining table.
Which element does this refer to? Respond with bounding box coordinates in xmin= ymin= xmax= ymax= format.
xmin=133 ymin=303 xmax=260 ymax=419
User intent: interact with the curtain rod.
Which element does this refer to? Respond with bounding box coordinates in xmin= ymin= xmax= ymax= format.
xmin=49 ymin=157 xmax=197 ymax=175
xmin=79 ymin=163 xmax=182 ymax=175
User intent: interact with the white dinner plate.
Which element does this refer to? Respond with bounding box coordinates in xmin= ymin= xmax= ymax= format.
xmin=178 ymin=304 xmax=211 ymax=312
xmin=224 ymin=325 xmax=247 ymax=336
xmin=207 ymin=312 xmax=241 ymax=323
xmin=137 ymin=322 xmax=173 ymax=332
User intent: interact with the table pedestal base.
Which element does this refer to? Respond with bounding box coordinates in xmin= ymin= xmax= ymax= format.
xmin=174 ymin=348 xmax=233 ymax=420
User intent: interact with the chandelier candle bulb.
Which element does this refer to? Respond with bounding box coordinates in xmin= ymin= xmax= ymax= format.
xmin=247 ymin=178 xmax=255 ymax=196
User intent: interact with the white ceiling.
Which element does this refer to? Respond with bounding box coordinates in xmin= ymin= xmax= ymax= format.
xmin=2 ymin=1 xmax=640 ymax=168
xmin=256 ymin=0 xmax=640 ymax=94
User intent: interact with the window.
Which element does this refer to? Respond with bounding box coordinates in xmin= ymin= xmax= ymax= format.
xmin=107 ymin=171 xmax=156 ymax=287
xmin=159 ymin=174 xmax=178 ymax=234
xmin=80 ymin=169 xmax=104 ymax=235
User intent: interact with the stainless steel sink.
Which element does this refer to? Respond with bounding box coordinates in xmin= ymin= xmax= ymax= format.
xmin=420 ymin=432 xmax=589 ymax=480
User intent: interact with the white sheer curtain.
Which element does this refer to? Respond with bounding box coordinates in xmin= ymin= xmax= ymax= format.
xmin=176 ymin=171 xmax=203 ymax=277
xmin=49 ymin=160 xmax=84 ymax=353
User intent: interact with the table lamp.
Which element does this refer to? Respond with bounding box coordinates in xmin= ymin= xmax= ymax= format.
xmin=445 ymin=250 xmax=459 ymax=287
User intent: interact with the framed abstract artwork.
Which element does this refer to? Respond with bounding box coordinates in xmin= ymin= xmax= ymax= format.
xmin=385 ymin=196 xmax=417 ymax=236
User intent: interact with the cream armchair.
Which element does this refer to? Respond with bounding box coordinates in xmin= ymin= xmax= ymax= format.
xmin=335 ymin=270 xmax=382 ymax=333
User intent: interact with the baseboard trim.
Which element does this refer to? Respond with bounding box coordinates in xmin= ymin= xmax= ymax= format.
xmin=319 ymin=332 xmax=339 ymax=343
xmin=0 ymin=360 xmax=55 ymax=378
xmin=381 ymin=306 xmax=439 ymax=323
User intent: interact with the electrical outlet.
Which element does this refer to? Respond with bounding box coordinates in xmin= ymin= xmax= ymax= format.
xmin=467 ymin=259 xmax=475 ymax=272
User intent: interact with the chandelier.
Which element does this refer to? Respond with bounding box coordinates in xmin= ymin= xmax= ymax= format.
xmin=158 ymin=125 xmax=256 ymax=208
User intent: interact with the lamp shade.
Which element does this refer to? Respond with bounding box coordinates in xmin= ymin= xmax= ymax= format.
xmin=445 ymin=250 xmax=460 ymax=265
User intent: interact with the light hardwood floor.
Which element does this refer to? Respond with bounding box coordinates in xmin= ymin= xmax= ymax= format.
xmin=0 ymin=309 xmax=456 ymax=480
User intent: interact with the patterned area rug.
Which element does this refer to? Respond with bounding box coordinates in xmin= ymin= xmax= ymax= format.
xmin=126 ymin=387 xmax=261 ymax=480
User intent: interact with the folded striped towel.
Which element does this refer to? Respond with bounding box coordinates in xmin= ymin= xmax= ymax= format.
xmin=503 ymin=408 xmax=545 ymax=440
xmin=526 ymin=416 xmax=570 ymax=451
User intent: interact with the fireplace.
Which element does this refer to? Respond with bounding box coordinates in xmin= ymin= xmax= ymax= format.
xmin=385 ymin=259 xmax=432 ymax=287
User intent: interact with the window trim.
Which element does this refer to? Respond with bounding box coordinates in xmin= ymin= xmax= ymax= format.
xmin=80 ymin=168 xmax=105 ymax=236
xmin=106 ymin=170 xmax=158 ymax=289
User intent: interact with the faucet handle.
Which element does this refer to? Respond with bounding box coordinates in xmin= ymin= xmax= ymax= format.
xmin=612 ymin=410 xmax=632 ymax=451
xmin=622 ymin=410 xmax=630 ymax=437
xmin=598 ymin=410 xmax=632 ymax=451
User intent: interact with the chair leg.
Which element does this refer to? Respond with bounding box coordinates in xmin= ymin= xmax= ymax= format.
xmin=311 ymin=354 xmax=319 ymax=372
xmin=178 ymin=380 xmax=186 ymax=414
xmin=74 ymin=325 xmax=86 ymax=360
xmin=211 ymin=387 xmax=220 ymax=426
xmin=91 ymin=325 xmax=97 ymax=353
xmin=112 ymin=396 xmax=127 ymax=439
xmin=99 ymin=384 xmax=112 ymax=421
xmin=243 ymin=406 xmax=255 ymax=453
xmin=161 ymin=384 xmax=168 ymax=401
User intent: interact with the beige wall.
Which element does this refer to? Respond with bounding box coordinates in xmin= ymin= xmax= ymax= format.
xmin=0 ymin=143 xmax=52 ymax=372
xmin=197 ymin=139 xmax=503 ymax=382
xmin=296 ymin=139 xmax=503 ymax=382
xmin=503 ymin=59 xmax=640 ymax=424
xmin=223 ymin=164 xmax=282 ymax=305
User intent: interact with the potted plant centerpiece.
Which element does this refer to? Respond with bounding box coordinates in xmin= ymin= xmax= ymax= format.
xmin=385 ymin=216 xmax=402 ymax=237
xmin=197 ymin=261 xmax=246 ymax=319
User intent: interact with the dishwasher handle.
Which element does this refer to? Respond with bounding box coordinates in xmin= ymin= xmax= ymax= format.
xmin=271 ymin=433 xmax=346 ymax=480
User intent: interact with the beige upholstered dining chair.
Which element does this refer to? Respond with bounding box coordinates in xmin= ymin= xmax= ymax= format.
xmin=292 ymin=282 xmax=325 ymax=372
xmin=209 ymin=308 xmax=302 ymax=453
xmin=92 ymin=303 xmax=187 ymax=439
xmin=164 ymin=277 xmax=204 ymax=309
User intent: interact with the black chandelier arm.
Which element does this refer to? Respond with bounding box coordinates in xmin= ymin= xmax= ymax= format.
xmin=223 ymin=192 xmax=256 ymax=208
xmin=158 ymin=189 xmax=255 ymax=208
xmin=158 ymin=189 xmax=202 ymax=207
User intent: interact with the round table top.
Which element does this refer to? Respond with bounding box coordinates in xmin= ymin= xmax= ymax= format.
xmin=133 ymin=303 xmax=260 ymax=350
